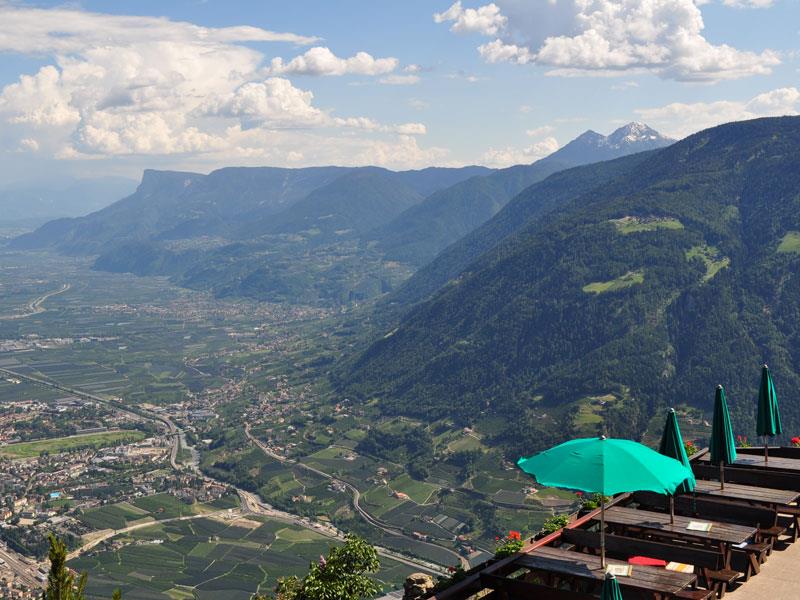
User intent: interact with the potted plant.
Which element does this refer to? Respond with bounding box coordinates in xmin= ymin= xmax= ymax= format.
xmin=493 ymin=530 xmax=524 ymax=558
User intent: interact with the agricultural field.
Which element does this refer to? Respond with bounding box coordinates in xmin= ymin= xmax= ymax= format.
xmin=686 ymin=244 xmax=730 ymax=281
xmin=78 ymin=495 xmax=241 ymax=531
xmin=0 ymin=430 xmax=146 ymax=458
xmin=78 ymin=502 xmax=152 ymax=531
xmin=777 ymin=231 xmax=800 ymax=254
xmin=582 ymin=270 xmax=645 ymax=294
xmin=70 ymin=515 xmax=416 ymax=600
xmin=611 ymin=216 xmax=684 ymax=234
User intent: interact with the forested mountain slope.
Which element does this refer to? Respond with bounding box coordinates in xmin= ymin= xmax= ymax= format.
xmin=339 ymin=117 xmax=800 ymax=457
xmin=239 ymin=168 xmax=425 ymax=241
xmin=391 ymin=151 xmax=657 ymax=305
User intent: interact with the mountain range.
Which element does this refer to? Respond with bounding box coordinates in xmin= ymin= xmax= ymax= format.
xmin=371 ymin=122 xmax=673 ymax=267
xmin=10 ymin=117 xmax=799 ymax=455
xmin=339 ymin=116 xmax=800 ymax=457
xmin=9 ymin=123 xmax=671 ymax=305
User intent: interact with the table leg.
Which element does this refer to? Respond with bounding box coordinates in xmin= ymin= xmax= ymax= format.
xmin=720 ymin=542 xmax=731 ymax=569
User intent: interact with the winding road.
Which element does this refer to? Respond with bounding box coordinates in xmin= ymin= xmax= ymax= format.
xmin=0 ymin=283 xmax=70 ymax=320
xmin=244 ymin=425 xmax=468 ymax=569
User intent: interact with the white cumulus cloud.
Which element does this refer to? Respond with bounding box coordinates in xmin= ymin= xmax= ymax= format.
xmin=266 ymin=47 xmax=399 ymax=76
xmin=721 ymin=0 xmax=774 ymax=7
xmin=435 ymin=0 xmax=780 ymax=81
xmin=481 ymin=136 xmax=559 ymax=167
xmin=199 ymin=78 xmax=326 ymax=129
xmin=0 ymin=5 xmax=440 ymax=167
xmin=0 ymin=6 xmax=319 ymax=55
xmin=635 ymin=87 xmax=800 ymax=139
xmin=434 ymin=2 xmax=507 ymax=35
xmin=526 ymin=126 xmax=555 ymax=138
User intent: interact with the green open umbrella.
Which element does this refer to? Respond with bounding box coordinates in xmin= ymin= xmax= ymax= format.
xmin=658 ymin=408 xmax=696 ymax=522
xmin=601 ymin=572 xmax=623 ymax=600
xmin=517 ymin=436 xmax=693 ymax=567
xmin=756 ymin=364 xmax=782 ymax=463
xmin=710 ymin=385 xmax=737 ymax=490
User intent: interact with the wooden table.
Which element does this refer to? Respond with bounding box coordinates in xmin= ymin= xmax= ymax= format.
xmin=732 ymin=455 xmax=800 ymax=472
xmin=517 ymin=545 xmax=697 ymax=600
xmin=600 ymin=506 xmax=757 ymax=568
xmin=692 ymin=479 xmax=800 ymax=507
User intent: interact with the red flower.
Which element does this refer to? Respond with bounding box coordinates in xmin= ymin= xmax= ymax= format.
xmin=495 ymin=536 xmax=500 ymax=541
xmin=508 ymin=530 xmax=521 ymax=540
xmin=575 ymin=491 xmax=584 ymax=497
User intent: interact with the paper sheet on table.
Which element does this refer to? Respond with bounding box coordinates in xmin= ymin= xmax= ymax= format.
xmin=686 ymin=521 xmax=712 ymax=532
xmin=666 ymin=562 xmax=695 ymax=573
xmin=606 ymin=564 xmax=632 ymax=577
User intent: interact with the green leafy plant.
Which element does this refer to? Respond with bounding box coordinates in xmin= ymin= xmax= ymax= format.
xmin=541 ymin=514 xmax=570 ymax=535
xmin=684 ymin=440 xmax=698 ymax=456
xmin=736 ymin=435 xmax=752 ymax=448
xmin=578 ymin=493 xmax=611 ymax=511
xmin=432 ymin=565 xmax=467 ymax=594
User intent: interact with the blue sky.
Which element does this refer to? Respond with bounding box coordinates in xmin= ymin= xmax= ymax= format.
xmin=0 ymin=0 xmax=798 ymax=183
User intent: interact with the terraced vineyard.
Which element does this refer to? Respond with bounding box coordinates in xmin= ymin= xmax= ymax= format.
xmin=70 ymin=516 xmax=414 ymax=600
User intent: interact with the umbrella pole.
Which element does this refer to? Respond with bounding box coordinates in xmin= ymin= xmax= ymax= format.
xmin=670 ymin=495 xmax=674 ymax=525
xmin=720 ymin=462 xmax=725 ymax=490
xmin=601 ymin=501 xmax=606 ymax=569
xmin=765 ymin=437 xmax=769 ymax=463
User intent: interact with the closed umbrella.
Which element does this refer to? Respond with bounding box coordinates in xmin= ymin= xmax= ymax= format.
xmin=601 ymin=572 xmax=624 ymax=600
xmin=756 ymin=364 xmax=782 ymax=463
xmin=517 ymin=436 xmax=693 ymax=568
xmin=658 ymin=408 xmax=696 ymax=522
xmin=710 ymin=385 xmax=737 ymax=490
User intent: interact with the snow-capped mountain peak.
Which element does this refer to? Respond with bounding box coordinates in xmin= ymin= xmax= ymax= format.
xmin=543 ymin=122 xmax=674 ymax=165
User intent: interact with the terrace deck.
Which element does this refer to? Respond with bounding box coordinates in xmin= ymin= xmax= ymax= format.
xmin=428 ymin=446 xmax=800 ymax=600
xmin=724 ymin=537 xmax=800 ymax=600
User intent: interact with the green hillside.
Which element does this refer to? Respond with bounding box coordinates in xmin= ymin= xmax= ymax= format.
xmin=390 ymin=151 xmax=655 ymax=305
xmin=371 ymin=160 xmax=572 ymax=266
xmin=339 ymin=117 xmax=800 ymax=458
xmin=245 ymin=168 xmax=424 ymax=241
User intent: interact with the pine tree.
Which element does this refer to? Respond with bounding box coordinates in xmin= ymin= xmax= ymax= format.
xmin=42 ymin=534 xmax=122 ymax=600
xmin=42 ymin=533 xmax=87 ymax=600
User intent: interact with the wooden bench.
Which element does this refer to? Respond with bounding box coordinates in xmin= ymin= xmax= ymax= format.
xmin=692 ymin=464 xmax=800 ymax=542
xmin=561 ymin=529 xmax=729 ymax=598
xmin=633 ymin=492 xmax=780 ymax=579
